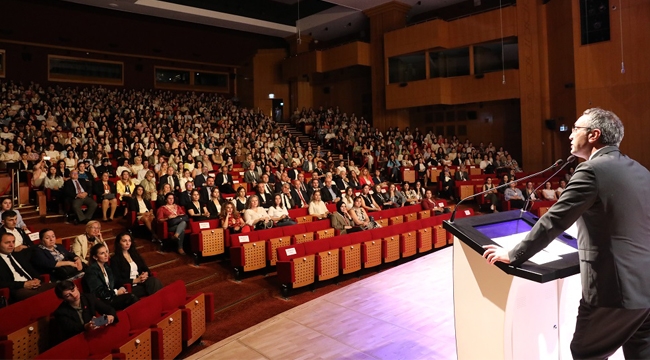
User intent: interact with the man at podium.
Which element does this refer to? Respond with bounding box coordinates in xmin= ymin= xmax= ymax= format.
xmin=483 ymin=108 xmax=650 ymax=359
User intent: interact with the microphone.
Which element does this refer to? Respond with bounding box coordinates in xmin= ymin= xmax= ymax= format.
xmin=520 ymin=155 xmax=576 ymax=215
xmin=448 ymin=158 xmax=565 ymax=223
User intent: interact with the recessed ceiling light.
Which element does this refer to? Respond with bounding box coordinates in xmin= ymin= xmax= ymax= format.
xmin=108 ymin=3 xmax=118 ymax=7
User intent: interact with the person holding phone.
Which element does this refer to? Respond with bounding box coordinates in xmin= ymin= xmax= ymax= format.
xmin=53 ymin=280 xmax=118 ymax=342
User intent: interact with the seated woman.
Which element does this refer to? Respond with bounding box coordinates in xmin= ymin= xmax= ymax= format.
xmin=155 ymin=193 xmax=189 ymax=255
xmin=84 ymin=243 xmax=138 ymax=310
xmin=32 ymin=228 xmax=84 ymax=281
xmin=116 ymin=170 xmax=136 ymax=215
xmin=207 ymin=187 xmax=224 ymax=219
xmin=358 ymin=168 xmax=374 ymax=187
xmin=156 ymin=183 xmax=173 ymax=208
xmin=402 ymin=182 xmax=419 ymax=205
xmin=372 ymin=184 xmax=391 ymax=209
xmin=349 ymin=196 xmax=380 ymax=230
xmin=186 ymin=189 xmax=211 ymax=221
xmin=53 ymin=280 xmax=118 ymax=343
xmin=414 ymin=181 xmax=426 ymax=201
xmin=139 ymin=170 xmax=158 ymax=202
xmin=331 ymin=201 xmax=362 ymax=234
xmin=0 ymin=197 xmax=27 ymax=230
xmin=93 ymin=172 xmax=118 ymax=222
xmin=267 ymin=194 xmax=297 ymax=227
xmin=71 ymin=220 xmax=106 ymax=265
xmin=232 ymin=186 xmax=249 ymax=215
xmin=341 ymin=187 xmax=355 ymax=210
xmin=556 ymin=180 xmax=567 ymax=198
xmin=243 ymin=195 xmax=273 ymax=230
xmin=384 ymin=183 xmax=406 ymax=208
xmin=220 ymin=202 xmax=248 ymax=234
xmin=308 ymin=190 xmax=330 ymax=220
xmin=482 ymin=177 xmax=500 ymax=212
xmin=421 ymin=189 xmax=448 ymax=215
xmin=541 ymin=181 xmax=558 ymax=201
xmin=131 ymin=185 xmax=157 ymax=240
xmin=44 ymin=165 xmax=64 ymax=213
xmin=110 ymin=232 xmax=163 ymax=298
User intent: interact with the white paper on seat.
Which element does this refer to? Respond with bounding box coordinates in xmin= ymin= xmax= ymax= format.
xmin=239 ymin=235 xmax=249 ymax=243
xmin=199 ymin=222 xmax=210 ymax=229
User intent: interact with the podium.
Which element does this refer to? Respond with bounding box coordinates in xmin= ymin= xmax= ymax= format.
xmin=444 ymin=211 xmax=581 ymax=360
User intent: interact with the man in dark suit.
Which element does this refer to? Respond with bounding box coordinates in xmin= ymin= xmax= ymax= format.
xmin=159 ymin=167 xmax=180 ymax=192
xmin=0 ymin=233 xmax=55 ymax=301
xmin=0 ymin=210 xmax=33 ymax=259
xmin=454 ymin=164 xmax=469 ymax=181
xmin=287 ymin=161 xmax=300 ymax=181
xmin=194 ymin=167 xmax=210 ymax=189
xmin=199 ymin=176 xmax=215 ymax=203
xmin=63 ymin=169 xmax=98 ymax=224
xmin=280 ymin=183 xmax=296 ymax=210
xmin=215 ymin=166 xmax=235 ymax=194
xmin=95 ymin=158 xmax=115 ymax=178
xmin=274 ymin=173 xmax=290 ymax=194
xmin=484 ymin=108 xmax=650 ymax=359
xmin=306 ymin=178 xmax=322 ymax=202
xmin=302 ymin=154 xmax=316 ymax=173
xmin=320 ymin=178 xmax=341 ymax=203
xmin=178 ymin=182 xmax=194 ymax=209
xmin=255 ymin=183 xmax=273 ymax=209
xmin=291 ymin=180 xmax=309 ymax=208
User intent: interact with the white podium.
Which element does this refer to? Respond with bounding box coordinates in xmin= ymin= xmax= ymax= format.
xmin=444 ymin=211 xmax=581 ymax=360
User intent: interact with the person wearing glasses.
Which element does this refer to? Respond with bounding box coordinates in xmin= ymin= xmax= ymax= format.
xmin=71 ymin=221 xmax=106 ymax=265
xmin=484 ymin=108 xmax=650 ymax=359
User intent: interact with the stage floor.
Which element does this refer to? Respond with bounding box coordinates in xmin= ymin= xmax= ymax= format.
xmin=188 ymin=247 xmax=624 ymax=360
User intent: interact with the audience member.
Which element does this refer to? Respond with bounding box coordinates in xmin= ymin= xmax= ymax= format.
xmin=0 ymin=232 xmax=55 ymax=302
xmin=53 ymin=280 xmax=117 ymax=342
xmin=331 ymin=201 xmax=362 ymax=234
xmin=220 ymin=203 xmax=247 ymax=234
xmin=33 ymin=228 xmax=84 ymax=281
xmin=110 ymin=232 xmax=163 ymax=298
xmin=268 ymin=194 xmax=297 ymax=227
xmin=71 ymin=220 xmax=106 ymax=265
xmin=308 ymin=190 xmax=329 ymax=220
xmin=243 ymin=195 xmax=273 ymax=229
xmin=84 ymin=243 xmax=138 ymax=310
xmin=63 ymin=169 xmax=97 ymax=224
xmin=93 ymin=172 xmax=118 ymax=222
xmin=156 ymin=193 xmax=189 ymax=254
xmin=504 ymin=182 xmax=525 ymax=209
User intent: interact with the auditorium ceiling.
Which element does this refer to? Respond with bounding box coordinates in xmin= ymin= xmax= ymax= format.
xmin=61 ymin=0 xmax=467 ymax=41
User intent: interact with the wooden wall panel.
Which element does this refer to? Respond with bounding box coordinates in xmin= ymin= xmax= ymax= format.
xmin=253 ymin=49 xmax=290 ymax=119
xmin=312 ymin=67 xmax=371 ymax=119
xmin=572 ymin=0 xmax=650 ymax=168
xmin=385 ymin=6 xmax=518 ymax=58
xmin=321 ymin=42 xmax=371 ymax=72
xmin=409 ymin=100 xmax=521 ymax=160
xmin=282 ymin=51 xmax=321 ymax=81
xmin=386 ymin=70 xmax=520 ymax=109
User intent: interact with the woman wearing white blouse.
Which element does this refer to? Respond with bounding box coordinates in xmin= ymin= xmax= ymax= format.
xmin=267 ymin=194 xmax=297 ymax=227
xmin=243 ymin=195 xmax=273 ymax=229
xmin=341 ymin=187 xmax=355 ymax=210
xmin=308 ymin=190 xmax=330 ymax=219
xmin=541 ymin=182 xmax=558 ymax=201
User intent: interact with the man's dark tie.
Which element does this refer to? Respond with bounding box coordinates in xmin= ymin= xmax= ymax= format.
xmin=74 ymin=180 xmax=83 ymax=194
xmin=9 ymin=255 xmax=32 ymax=280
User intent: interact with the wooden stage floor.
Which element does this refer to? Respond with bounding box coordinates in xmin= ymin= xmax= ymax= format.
xmin=188 ymin=247 xmax=624 ymax=360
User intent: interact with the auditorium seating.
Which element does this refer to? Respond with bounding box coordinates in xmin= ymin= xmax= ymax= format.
xmin=33 ymin=280 xmax=212 ymax=360
xmin=189 ymin=219 xmax=225 ymax=265
xmin=275 ymin=207 xmax=475 ymax=298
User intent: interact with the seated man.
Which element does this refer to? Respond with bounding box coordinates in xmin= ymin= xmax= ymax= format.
xmin=199 ymin=176 xmax=216 ymax=203
xmin=63 ymin=169 xmax=98 ymax=224
xmin=320 ymin=178 xmax=341 ymax=203
xmin=291 ymin=180 xmax=309 ymax=208
xmin=53 ymin=280 xmax=118 ymax=343
xmin=243 ymin=163 xmax=260 ymax=187
xmin=504 ymin=181 xmax=526 ymax=209
xmin=194 ymin=166 xmax=210 ymax=189
xmin=255 ymin=183 xmax=273 ymax=209
xmin=178 ymin=181 xmax=194 ymax=209
xmin=215 ymin=165 xmax=235 ymax=194
xmin=0 ymin=233 xmax=55 ymax=302
xmin=0 ymin=210 xmax=33 ymax=260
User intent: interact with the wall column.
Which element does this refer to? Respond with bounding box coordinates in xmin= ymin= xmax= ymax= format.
xmin=364 ymin=1 xmax=411 ymax=132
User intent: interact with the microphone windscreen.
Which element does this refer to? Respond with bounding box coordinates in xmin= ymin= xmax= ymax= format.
xmin=566 ymin=155 xmax=577 ymax=163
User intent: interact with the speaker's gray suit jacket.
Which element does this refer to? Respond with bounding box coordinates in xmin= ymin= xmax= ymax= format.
xmin=508 ymin=146 xmax=650 ymax=309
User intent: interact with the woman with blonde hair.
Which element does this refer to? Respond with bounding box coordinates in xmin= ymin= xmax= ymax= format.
xmin=140 ymin=170 xmax=158 ymax=202
xmin=71 ymin=221 xmax=106 ymax=265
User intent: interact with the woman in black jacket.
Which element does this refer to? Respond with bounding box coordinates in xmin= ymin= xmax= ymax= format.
xmin=53 ymin=280 xmax=118 ymax=343
xmin=32 ymin=228 xmax=84 ymax=281
xmin=110 ymin=232 xmax=163 ymax=298
xmin=84 ymin=243 xmax=138 ymax=310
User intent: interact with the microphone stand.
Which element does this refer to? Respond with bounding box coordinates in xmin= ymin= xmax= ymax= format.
xmin=520 ymin=155 xmax=576 ymax=217
xmin=448 ymin=159 xmax=564 ymax=223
